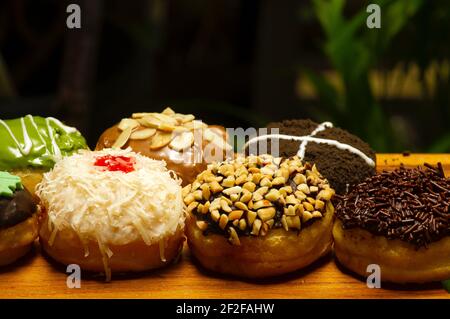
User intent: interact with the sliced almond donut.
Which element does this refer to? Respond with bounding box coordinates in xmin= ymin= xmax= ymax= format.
xmin=96 ymin=107 xmax=232 ymax=186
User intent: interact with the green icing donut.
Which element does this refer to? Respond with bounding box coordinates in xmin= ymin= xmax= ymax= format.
xmin=0 ymin=115 xmax=88 ymax=171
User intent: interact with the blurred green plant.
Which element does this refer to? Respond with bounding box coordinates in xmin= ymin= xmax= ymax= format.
xmin=378 ymin=0 xmax=450 ymax=152
xmin=410 ymin=2 xmax=450 ymax=153
xmin=443 ymin=279 xmax=450 ymax=293
xmin=304 ymin=0 xmax=423 ymax=152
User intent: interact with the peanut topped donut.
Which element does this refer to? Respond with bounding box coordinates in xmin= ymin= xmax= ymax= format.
xmin=333 ymin=163 xmax=450 ymax=283
xmin=184 ymin=154 xmax=335 ymax=278
xmin=36 ymin=148 xmax=185 ymax=281
xmin=96 ymin=107 xmax=231 ymax=185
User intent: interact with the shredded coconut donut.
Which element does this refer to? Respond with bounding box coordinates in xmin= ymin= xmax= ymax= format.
xmin=36 ymin=148 xmax=185 ymax=251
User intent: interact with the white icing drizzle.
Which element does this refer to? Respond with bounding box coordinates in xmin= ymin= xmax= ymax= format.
xmin=298 ymin=121 xmax=333 ymax=159
xmin=47 ymin=117 xmax=78 ymax=134
xmin=45 ymin=117 xmax=62 ymax=158
xmin=20 ymin=117 xmax=33 ymax=155
xmin=26 ymin=115 xmax=55 ymax=166
xmin=0 ymin=120 xmax=26 ymax=155
xmin=0 ymin=115 xmax=79 ymax=159
xmin=244 ymin=134 xmax=375 ymax=167
xmin=26 ymin=114 xmax=48 ymax=146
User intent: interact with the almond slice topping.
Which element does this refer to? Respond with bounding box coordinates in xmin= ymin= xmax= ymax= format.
xmin=131 ymin=112 xmax=152 ymax=119
xmin=118 ymin=118 xmax=140 ymax=131
xmin=130 ymin=128 xmax=157 ymax=140
xmin=158 ymin=123 xmax=178 ymax=132
xmin=162 ymin=107 xmax=175 ymax=115
xmin=180 ymin=114 xmax=195 ymax=123
xmin=169 ymin=131 xmax=194 ymax=151
xmin=149 ymin=131 xmax=173 ymax=150
xmin=152 ymin=113 xmax=178 ymax=126
xmin=203 ymin=128 xmax=216 ymax=142
xmin=183 ymin=120 xmax=207 ymax=130
xmin=137 ymin=116 xmax=161 ymax=128
xmin=112 ymin=126 xmax=132 ymax=149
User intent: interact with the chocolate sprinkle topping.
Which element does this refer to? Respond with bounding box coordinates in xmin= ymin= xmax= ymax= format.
xmin=335 ymin=164 xmax=450 ymax=247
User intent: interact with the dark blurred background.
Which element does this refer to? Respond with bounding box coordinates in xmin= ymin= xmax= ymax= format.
xmin=0 ymin=0 xmax=449 ymax=152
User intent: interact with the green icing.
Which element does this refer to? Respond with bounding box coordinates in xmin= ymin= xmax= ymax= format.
xmin=0 ymin=171 xmax=23 ymax=197
xmin=443 ymin=280 xmax=450 ymax=293
xmin=0 ymin=115 xmax=88 ymax=171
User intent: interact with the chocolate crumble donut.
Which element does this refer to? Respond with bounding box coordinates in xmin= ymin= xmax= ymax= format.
xmin=333 ymin=163 xmax=450 ymax=283
xmin=184 ymin=155 xmax=335 ymax=278
xmin=0 ymin=172 xmax=39 ymax=266
xmin=96 ymin=107 xmax=231 ymax=185
xmin=245 ymin=119 xmax=376 ymax=194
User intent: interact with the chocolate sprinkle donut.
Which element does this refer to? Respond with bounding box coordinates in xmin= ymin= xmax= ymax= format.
xmin=335 ymin=163 xmax=450 ymax=247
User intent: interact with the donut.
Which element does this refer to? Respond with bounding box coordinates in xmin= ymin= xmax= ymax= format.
xmin=244 ymin=119 xmax=376 ymax=194
xmin=334 ymin=163 xmax=450 ymax=283
xmin=0 ymin=115 xmax=88 ymax=193
xmin=95 ymin=107 xmax=232 ymax=185
xmin=0 ymin=171 xmax=39 ymax=266
xmin=183 ymin=154 xmax=335 ymax=278
xmin=36 ymin=148 xmax=185 ymax=281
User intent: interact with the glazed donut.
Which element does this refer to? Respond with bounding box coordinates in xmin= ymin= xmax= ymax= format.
xmin=0 ymin=172 xmax=39 ymax=266
xmin=334 ymin=164 xmax=450 ymax=283
xmin=95 ymin=107 xmax=232 ymax=185
xmin=36 ymin=148 xmax=185 ymax=281
xmin=0 ymin=115 xmax=88 ymax=194
xmin=183 ymin=155 xmax=335 ymax=278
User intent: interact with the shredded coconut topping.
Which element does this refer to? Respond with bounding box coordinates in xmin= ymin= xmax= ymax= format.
xmin=37 ymin=148 xmax=185 ymax=249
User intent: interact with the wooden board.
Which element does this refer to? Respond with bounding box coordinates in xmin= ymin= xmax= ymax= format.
xmin=0 ymin=154 xmax=449 ymax=299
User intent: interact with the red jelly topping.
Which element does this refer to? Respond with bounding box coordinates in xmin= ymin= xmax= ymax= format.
xmin=94 ymin=155 xmax=136 ymax=173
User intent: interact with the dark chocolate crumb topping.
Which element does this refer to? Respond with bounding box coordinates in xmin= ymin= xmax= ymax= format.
xmin=262 ymin=119 xmax=376 ymax=195
xmin=335 ymin=163 xmax=450 ymax=247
